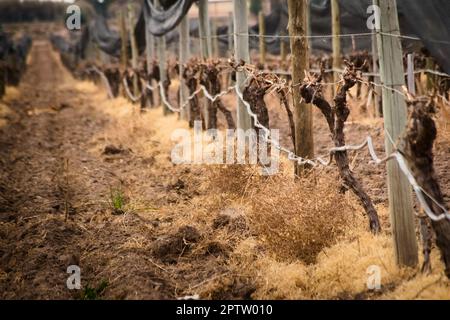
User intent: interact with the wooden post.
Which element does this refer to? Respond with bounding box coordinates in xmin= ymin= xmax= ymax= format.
xmin=306 ymin=0 xmax=311 ymax=50
xmin=288 ymin=0 xmax=314 ymax=174
xmin=144 ymin=6 xmax=156 ymax=106
xmin=407 ymin=53 xmax=415 ymax=95
xmin=371 ymin=30 xmax=381 ymax=117
xmin=179 ymin=15 xmax=190 ymax=120
xmin=227 ymin=12 xmax=234 ymax=88
xmin=158 ymin=36 xmax=168 ymax=114
xmin=198 ymin=0 xmax=212 ymax=59
xmin=280 ymin=35 xmax=288 ymax=65
xmin=119 ymin=9 xmax=128 ymax=71
xmin=155 ymin=0 xmax=169 ymax=114
xmin=331 ymin=0 xmax=341 ymax=89
xmin=144 ymin=11 xmax=155 ymax=75
xmin=211 ymin=18 xmax=219 ymax=58
xmin=351 ymin=35 xmax=356 ymax=52
xmin=228 ymin=12 xmax=234 ymax=57
xmin=259 ymin=11 xmax=266 ymax=65
xmin=198 ymin=0 xmax=212 ymax=128
xmin=234 ymin=0 xmax=252 ymax=131
xmin=425 ymin=57 xmax=435 ymax=92
xmin=374 ymin=0 xmax=418 ymax=267
xmin=128 ymin=4 xmax=139 ymax=98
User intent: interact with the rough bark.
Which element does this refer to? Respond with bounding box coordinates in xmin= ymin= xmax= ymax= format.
xmin=199 ymin=61 xmax=235 ymax=130
xmin=419 ymin=215 xmax=432 ymax=274
xmin=242 ymin=78 xmax=270 ymax=133
xmin=104 ymin=66 xmax=121 ymax=98
xmin=403 ymin=99 xmax=450 ymax=278
xmin=278 ymin=88 xmax=296 ymax=149
xmin=288 ymin=0 xmax=314 ymax=174
xmin=182 ymin=60 xmax=203 ymax=128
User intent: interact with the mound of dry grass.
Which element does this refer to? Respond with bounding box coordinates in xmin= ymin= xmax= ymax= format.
xmin=203 ymin=164 xmax=264 ymax=196
xmin=248 ymin=172 xmax=361 ymax=264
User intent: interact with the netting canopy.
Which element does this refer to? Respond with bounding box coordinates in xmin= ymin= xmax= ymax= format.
xmin=232 ymin=0 xmax=450 ymax=73
xmin=79 ymin=0 xmax=450 ymax=73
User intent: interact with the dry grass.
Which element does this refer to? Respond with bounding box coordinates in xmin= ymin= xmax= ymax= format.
xmin=248 ymin=172 xmax=361 ymax=264
xmin=436 ymin=98 xmax=450 ymax=141
xmin=203 ymin=164 xmax=263 ymax=196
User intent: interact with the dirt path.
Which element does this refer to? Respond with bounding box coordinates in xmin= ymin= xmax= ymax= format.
xmin=0 ymin=41 xmax=180 ymax=299
xmin=0 ymin=40 xmax=253 ymax=300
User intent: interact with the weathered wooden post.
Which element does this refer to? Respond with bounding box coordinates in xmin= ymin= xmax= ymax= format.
xmin=144 ymin=5 xmax=156 ymax=106
xmin=119 ymin=8 xmax=128 ymax=97
xmin=280 ymin=34 xmax=288 ymax=66
xmin=228 ymin=12 xmax=234 ymax=57
xmin=371 ymin=30 xmax=381 ymax=117
xmin=288 ymin=0 xmax=314 ymax=175
xmin=374 ymin=0 xmax=418 ymax=267
xmin=227 ymin=11 xmax=234 ymax=88
xmin=119 ymin=9 xmax=128 ymax=71
xmin=211 ymin=18 xmax=219 ymax=58
xmin=198 ymin=0 xmax=212 ymax=127
xmin=425 ymin=57 xmax=436 ymax=92
xmin=179 ymin=15 xmax=190 ymax=120
xmin=144 ymin=9 xmax=155 ymax=76
xmin=198 ymin=0 xmax=212 ymax=59
xmin=128 ymin=4 xmax=139 ymax=98
xmin=259 ymin=11 xmax=266 ymax=65
xmin=234 ymin=0 xmax=252 ymax=130
xmin=306 ymin=0 xmax=311 ymax=50
xmin=407 ymin=53 xmax=415 ymax=95
xmin=331 ymin=0 xmax=341 ymax=91
xmin=155 ymin=0 xmax=169 ymax=114
xmin=158 ymin=36 xmax=168 ymax=114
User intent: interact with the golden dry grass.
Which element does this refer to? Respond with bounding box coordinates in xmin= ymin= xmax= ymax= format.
xmin=436 ymin=97 xmax=450 ymax=141
xmin=247 ymin=172 xmax=360 ymax=264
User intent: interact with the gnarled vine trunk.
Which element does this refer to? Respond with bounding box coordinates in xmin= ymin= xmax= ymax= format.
xmin=299 ymin=63 xmax=381 ymax=233
xmin=403 ymin=99 xmax=450 ymax=278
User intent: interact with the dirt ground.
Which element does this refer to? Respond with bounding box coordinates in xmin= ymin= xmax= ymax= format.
xmin=0 ymin=40 xmax=449 ymax=300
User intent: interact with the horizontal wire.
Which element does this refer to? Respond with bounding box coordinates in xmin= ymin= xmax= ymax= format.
xmin=192 ymin=31 xmax=450 ymax=45
xmin=86 ymin=66 xmax=114 ymax=99
xmin=123 ymin=77 xmax=143 ymax=102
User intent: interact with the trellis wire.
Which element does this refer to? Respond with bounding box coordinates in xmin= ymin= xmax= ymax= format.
xmin=194 ymin=31 xmax=450 ymax=46
xmin=123 ymin=77 xmax=143 ymax=102
xmin=86 ymin=66 xmax=114 ymax=99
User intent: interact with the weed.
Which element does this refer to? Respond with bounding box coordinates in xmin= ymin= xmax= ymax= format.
xmin=110 ymin=186 xmax=126 ymax=215
xmin=81 ymin=280 xmax=109 ymax=300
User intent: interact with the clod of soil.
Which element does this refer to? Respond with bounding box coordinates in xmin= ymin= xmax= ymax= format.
xmin=212 ymin=214 xmax=231 ymax=229
xmin=210 ymin=278 xmax=256 ymax=300
xmin=212 ymin=212 xmax=247 ymax=232
xmin=204 ymin=241 xmax=229 ymax=258
xmin=51 ymin=102 xmax=71 ymax=112
xmin=103 ymin=144 xmax=126 ymax=155
xmin=151 ymin=225 xmax=201 ymax=263
xmin=167 ymin=179 xmax=185 ymax=191
xmin=111 ymin=208 xmax=125 ymax=216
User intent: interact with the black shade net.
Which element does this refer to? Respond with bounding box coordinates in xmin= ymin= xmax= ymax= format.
xmin=56 ymin=0 xmax=450 ymax=73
